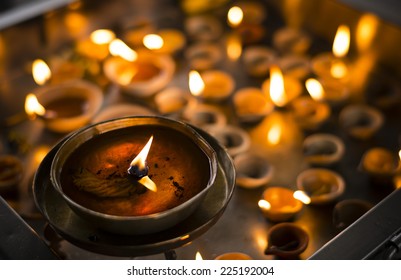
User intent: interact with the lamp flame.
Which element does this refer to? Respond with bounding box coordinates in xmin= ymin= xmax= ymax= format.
xmin=227 ymin=33 xmax=242 ymax=61
xmin=189 ymin=70 xmax=205 ymax=96
xmin=305 ymin=78 xmax=324 ymax=101
xmin=129 ymin=136 xmax=157 ymax=192
xmin=269 ymin=65 xmax=287 ymax=107
xmin=25 ymin=93 xmax=46 ymax=119
xmin=228 ymin=6 xmax=243 ymax=27
xmin=258 ymin=199 xmax=271 ymax=211
xmin=32 ymin=59 xmax=51 ymax=85
xmin=195 ymin=252 xmax=203 ymax=260
xmin=332 ymin=25 xmax=350 ymax=58
xmin=293 ymin=190 xmax=311 ymax=205
xmin=90 ymin=29 xmax=116 ymax=45
xmin=109 ymin=39 xmax=138 ymax=62
xmin=143 ymin=34 xmax=164 ymax=50
xmin=267 ymin=122 xmax=282 ymax=146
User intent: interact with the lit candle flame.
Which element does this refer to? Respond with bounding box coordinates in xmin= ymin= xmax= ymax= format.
xmin=32 ymin=59 xmax=51 ymax=85
xmin=25 ymin=93 xmax=46 ymax=119
xmin=226 ymin=33 xmax=242 ymax=61
xmin=305 ymin=78 xmax=324 ymax=101
xmin=90 ymin=29 xmax=116 ymax=45
xmin=227 ymin=6 xmax=243 ymax=27
xmin=195 ymin=252 xmax=203 ymax=260
xmin=293 ymin=190 xmax=311 ymax=205
xmin=356 ymin=13 xmax=379 ymax=52
xmin=109 ymin=39 xmax=138 ymax=62
xmin=269 ymin=65 xmax=287 ymax=107
xmin=129 ymin=136 xmax=157 ymax=192
xmin=143 ymin=34 xmax=164 ymax=50
xmin=189 ymin=70 xmax=205 ymax=96
xmin=258 ymin=199 xmax=271 ymax=210
xmin=267 ymin=122 xmax=282 ymax=146
xmin=332 ymin=25 xmax=350 ymax=58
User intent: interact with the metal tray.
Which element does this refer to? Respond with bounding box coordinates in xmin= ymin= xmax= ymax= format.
xmin=33 ymin=127 xmax=235 ymax=257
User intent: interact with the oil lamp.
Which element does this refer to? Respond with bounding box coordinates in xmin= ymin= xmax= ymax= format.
xmin=154 ymin=87 xmax=195 ymax=118
xmin=185 ymin=42 xmax=223 ymax=70
xmin=242 ymin=46 xmax=276 ymax=77
xmin=234 ymin=152 xmax=274 ymax=189
xmin=359 ymin=147 xmax=400 ymax=181
xmin=25 ymin=80 xmax=103 ymax=133
xmin=258 ymin=187 xmax=303 ymax=222
xmin=76 ymin=29 xmax=116 ymax=61
xmin=50 ymin=116 xmax=218 ymax=235
xmin=302 ymin=133 xmax=345 ymax=166
xmin=272 ymin=27 xmax=311 ymax=55
xmin=262 ymin=65 xmax=302 ymax=109
xmin=104 ymin=40 xmax=175 ymax=97
xmin=184 ymin=15 xmax=223 ymax=42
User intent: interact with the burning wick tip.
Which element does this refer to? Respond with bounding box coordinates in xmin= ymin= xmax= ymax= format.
xmin=127 ymin=164 xmax=149 ymax=180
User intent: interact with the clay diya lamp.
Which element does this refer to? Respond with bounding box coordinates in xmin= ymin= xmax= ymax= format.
xmin=0 ymin=155 xmax=23 ymax=193
xmin=296 ymin=168 xmax=345 ymax=205
xmin=262 ymin=65 xmax=303 ymax=109
xmin=215 ymin=252 xmax=253 ymax=260
xmin=27 ymin=80 xmax=104 ymax=133
xmin=302 ymin=133 xmax=345 ymax=166
xmin=143 ymin=29 xmax=186 ymax=55
xmin=314 ymin=77 xmax=350 ymax=106
xmin=50 ymin=116 xmax=218 ymax=235
xmin=182 ymin=103 xmax=227 ymax=128
xmin=104 ymin=48 xmax=175 ymax=98
xmin=359 ymin=147 xmax=400 ymax=184
xmin=189 ymin=70 xmax=235 ymax=103
xmin=184 ymin=15 xmax=223 ymax=42
xmin=185 ymin=43 xmax=223 ymax=71
xmin=242 ymin=46 xmax=276 ymax=78
xmin=234 ymin=153 xmax=274 ymax=189
xmin=364 ymin=70 xmax=401 ymax=109
xmin=232 ymin=87 xmax=274 ymax=125
xmin=290 ymin=95 xmax=331 ymax=131
xmin=75 ymin=29 xmax=116 ymax=61
xmin=122 ymin=18 xmax=156 ymax=48
xmin=264 ymin=223 xmax=309 ymax=259
xmin=339 ymin=104 xmax=384 ymax=140
xmin=203 ymin=124 xmax=251 ymax=158
xmin=258 ymin=187 xmax=303 ymax=222
xmin=154 ymin=87 xmax=195 ymax=118
xmin=277 ymin=54 xmax=311 ymax=80
xmin=272 ymin=27 xmax=311 ymax=55
xmin=332 ymin=199 xmax=373 ymax=231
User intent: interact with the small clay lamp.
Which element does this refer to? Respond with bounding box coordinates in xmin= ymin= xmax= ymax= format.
xmin=296 ymin=168 xmax=345 ymax=205
xmin=359 ymin=147 xmax=400 ymax=182
xmin=182 ymin=103 xmax=227 ymax=128
xmin=185 ymin=43 xmax=223 ymax=71
xmin=215 ymin=252 xmax=253 ymax=260
xmin=277 ymin=54 xmax=311 ymax=80
xmin=258 ymin=187 xmax=303 ymax=222
xmin=0 ymin=155 xmax=23 ymax=193
xmin=104 ymin=45 xmax=175 ymax=97
xmin=264 ymin=223 xmax=309 ymax=259
xmin=154 ymin=87 xmax=195 ymax=118
xmin=26 ymin=80 xmax=104 ymax=133
xmin=184 ymin=15 xmax=223 ymax=42
xmin=272 ymin=27 xmax=311 ymax=55
xmin=203 ymin=124 xmax=251 ymax=158
xmin=232 ymin=87 xmax=274 ymax=125
xmin=332 ymin=199 xmax=373 ymax=231
xmin=242 ymin=46 xmax=276 ymax=77
xmin=339 ymin=104 xmax=384 ymax=140
xmin=302 ymin=133 xmax=345 ymax=166
xmin=234 ymin=153 xmax=274 ymax=189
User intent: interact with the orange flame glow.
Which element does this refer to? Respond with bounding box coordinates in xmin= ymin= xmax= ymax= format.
xmin=293 ymin=190 xmax=311 ymax=205
xmin=32 ymin=59 xmax=51 ymax=85
xmin=227 ymin=6 xmax=243 ymax=27
xmin=25 ymin=93 xmax=46 ymax=118
xmin=269 ymin=65 xmax=287 ymax=107
xmin=305 ymin=78 xmax=324 ymax=101
xmin=267 ymin=122 xmax=282 ymax=146
xmin=258 ymin=199 xmax=271 ymax=211
xmin=189 ymin=70 xmax=205 ymax=96
xmin=90 ymin=29 xmax=116 ymax=45
xmin=333 ymin=25 xmax=350 ymax=58
xmin=195 ymin=252 xmax=203 ymax=260
xmin=143 ymin=34 xmax=164 ymax=50
xmin=109 ymin=39 xmax=138 ymax=62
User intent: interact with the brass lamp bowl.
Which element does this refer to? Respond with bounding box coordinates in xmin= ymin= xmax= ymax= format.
xmin=50 ymin=116 xmax=218 ymax=235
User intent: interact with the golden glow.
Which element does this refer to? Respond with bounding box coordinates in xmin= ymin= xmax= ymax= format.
xmin=130 ymin=136 xmax=157 ymax=192
xmin=143 ymin=34 xmax=164 ymax=50
xmin=226 ymin=33 xmax=242 ymax=61
xmin=267 ymin=122 xmax=282 ymax=146
xmin=227 ymin=6 xmax=243 ymax=27
xmin=90 ymin=29 xmax=116 ymax=45
xmin=332 ymin=25 xmax=350 ymax=58
xmin=293 ymin=190 xmax=311 ymax=205
xmin=189 ymin=70 xmax=205 ymax=96
xmin=258 ymin=199 xmax=271 ymax=210
xmin=64 ymin=12 xmax=88 ymax=37
xmin=305 ymin=78 xmax=324 ymax=101
xmin=195 ymin=252 xmax=203 ymax=260
xmin=269 ymin=66 xmax=286 ymax=107
xmin=330 ymin=60 xmax=348 ymax=79
xmin=32 ymin=59 xmax=51 ymax=85
xmin=356 ymin=13 xmax=379 ymax=52
xmin=33 ymin=146 xmax=50 ymax=166
xmin=109 ymin=39 xmax=138 ymax=62
xmin=25 ymin=94 xmax=46 ymax=118
xmin=398 ymin=150 xmax=401 ymax=161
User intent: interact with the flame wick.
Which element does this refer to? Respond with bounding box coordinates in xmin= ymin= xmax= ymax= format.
xmin=129 ymin=136 xmax=153 ymax=171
